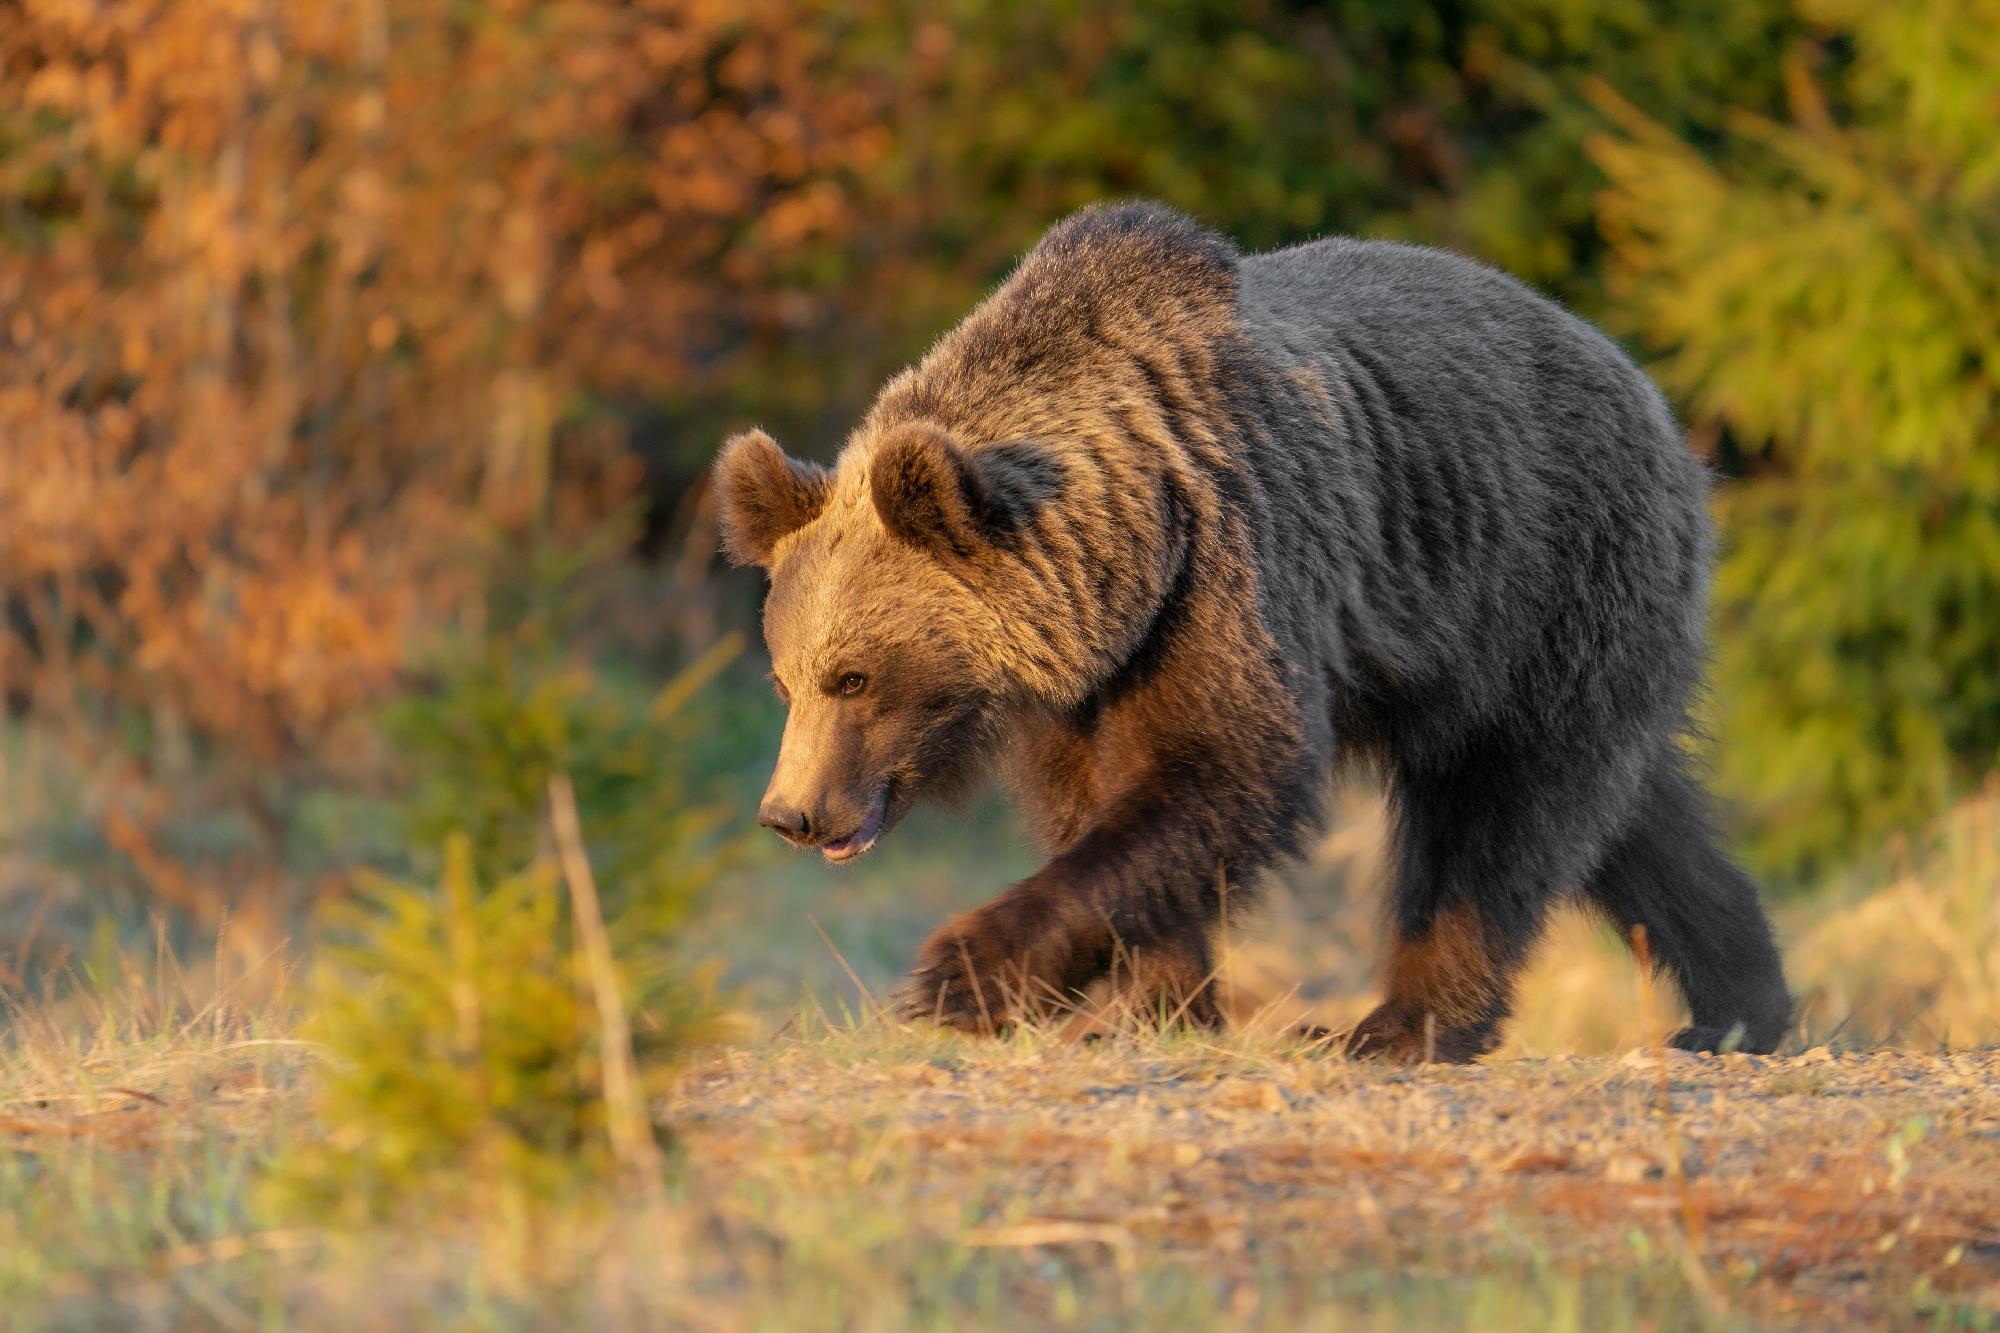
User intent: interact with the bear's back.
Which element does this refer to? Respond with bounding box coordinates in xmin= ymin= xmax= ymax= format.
xmin=1233 ymin=234 xmax=1710 ymax=736
xmin=1238 ymin=236 xmax=1660 ymax=438
xmin=1235 ymin=231 xmax=1701 ymax=550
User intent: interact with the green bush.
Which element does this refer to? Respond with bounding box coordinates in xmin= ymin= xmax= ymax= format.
xmin=1591 ymin=0 xmax=2000 ymax=878
xmin=271 ymin=838 xmax=680 ymax=1224
xmin=269 ymin=546 xmax=740 ymax=1226
xmin=381 ymin=635 xmax=732 ymax=939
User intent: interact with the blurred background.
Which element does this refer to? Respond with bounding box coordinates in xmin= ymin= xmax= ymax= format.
xmin=1 ymin=0 xmax=1995 ymax=1047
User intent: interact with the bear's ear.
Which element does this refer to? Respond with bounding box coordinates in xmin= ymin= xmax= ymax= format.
xmin=712 ymin=429 xmax=831 ymax=567
xmin=869 ymin=421 xmax=999 ymax=558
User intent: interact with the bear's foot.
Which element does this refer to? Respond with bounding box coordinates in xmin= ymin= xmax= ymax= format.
xmin=895 ymin=893 xmax=1227 ymax=1037
xmin=1105 ymin=945 xmax=1224 ymax=1031
xmin=1666 ymin=1021 xmax=1785 ymax=1056
xmin=1343 ymin=1001 xmax=1498 ymax=1065
xmin=896 ymin=919 xmax=1032 ymax=1034
xmin=895 ymin=893 xmax=1103 ymax=1034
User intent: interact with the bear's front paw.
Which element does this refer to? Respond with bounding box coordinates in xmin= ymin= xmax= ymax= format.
xmin=895 ymin=901 xmax=1086 ymax=1035
xmin=895 ymin=914 xmax=1023 ymax=1034
xmin=1107 ymin=944 xmax=1225 ymax=1031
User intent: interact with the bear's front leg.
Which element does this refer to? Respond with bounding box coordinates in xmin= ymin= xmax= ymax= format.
xmin=895 ymin=775 xmax=1278 ymax=1034
xmin=1105 ymin=935 xmax=1225 ymax=1029
xmin=900 ymin=885 xmax=1226 ymax=1035
xmin=897 ymin=881 xmax=1113 ymax=1033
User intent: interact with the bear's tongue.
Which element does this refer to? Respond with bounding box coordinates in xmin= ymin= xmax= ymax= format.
xmin=821 ymin=788 xmax=889 ymax=863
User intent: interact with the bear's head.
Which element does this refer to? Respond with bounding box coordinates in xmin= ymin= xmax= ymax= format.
xmin=713 ymin=421 xmax=1035 ymax=863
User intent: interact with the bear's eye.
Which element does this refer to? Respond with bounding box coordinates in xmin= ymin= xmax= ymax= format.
xmin=835 ymin=672 xmax=867 ymax=698
xmin=769 ymin=674 xmax=791 ymax=707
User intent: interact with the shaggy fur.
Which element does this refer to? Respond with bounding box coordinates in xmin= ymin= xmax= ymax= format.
xmin=714 ymin=201 xmax=1793 ymax=1060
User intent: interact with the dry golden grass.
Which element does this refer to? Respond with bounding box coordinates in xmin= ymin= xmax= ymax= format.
xmin=9 ymin=995 xmax=1995 ymax=1329
xmin=1 ymin=789 xmax=1996 ymax=1328
xmin=1786 ymin=785 xmax=2000 ymax=1050
xmin=674 ymin=1021 xmax=2000 ymax=1329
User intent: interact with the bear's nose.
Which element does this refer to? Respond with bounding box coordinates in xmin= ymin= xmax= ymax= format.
xmin=758 ymin=799 xmax=814 ymax=843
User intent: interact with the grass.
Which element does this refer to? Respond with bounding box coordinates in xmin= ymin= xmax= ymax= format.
xmin=1 ymin=786 xmax=1997 ymax=1329
xmin=4 ymin=1001 xmax=1997 ymax=1330
xmin=672 ymin=1021 xmax=2000 ymax=1329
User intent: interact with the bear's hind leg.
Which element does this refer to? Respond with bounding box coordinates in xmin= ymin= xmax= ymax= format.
xmin=1346 ymin=901 xmax=1531 ymax=1062
xmin=1347 ymin=740 xmax=1596 ymax=1063
xmin=1582 ymin=758 xmax=1793 ymax=1054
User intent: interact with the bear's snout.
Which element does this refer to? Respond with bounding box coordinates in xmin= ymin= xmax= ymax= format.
xmin=757 ymin=796 xmax=816 ymax=844
xmin=758 ymin=784 xmax=892 ymax=863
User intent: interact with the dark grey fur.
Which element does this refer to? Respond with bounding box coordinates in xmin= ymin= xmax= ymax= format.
xmin=1232 ymin=226 xmax=1792 ymax=1055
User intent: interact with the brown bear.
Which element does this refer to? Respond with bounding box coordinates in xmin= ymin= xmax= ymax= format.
xmin=713 ymin=202 xmax=1793 ymax=1060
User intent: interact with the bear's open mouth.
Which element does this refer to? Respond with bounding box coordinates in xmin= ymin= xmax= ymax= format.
xmin=820 ymin=786 xmax=891 ymax=863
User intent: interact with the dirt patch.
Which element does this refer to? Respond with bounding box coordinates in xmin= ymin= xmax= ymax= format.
xmin=673 ymin=1035 xmax=2000 ymax=1328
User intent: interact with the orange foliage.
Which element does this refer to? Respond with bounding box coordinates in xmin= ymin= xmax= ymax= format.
xmin=0 ymin=0 xmax=888 ymax=921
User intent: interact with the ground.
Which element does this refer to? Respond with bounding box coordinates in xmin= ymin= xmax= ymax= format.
xmin=671 ymin=1026 xmax=2000 ymax=1329
xmin=4 ymin=1004 xmax=1998 ymax=1329
xmin=3 ymin=791 xmax=1995 ymax=1328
